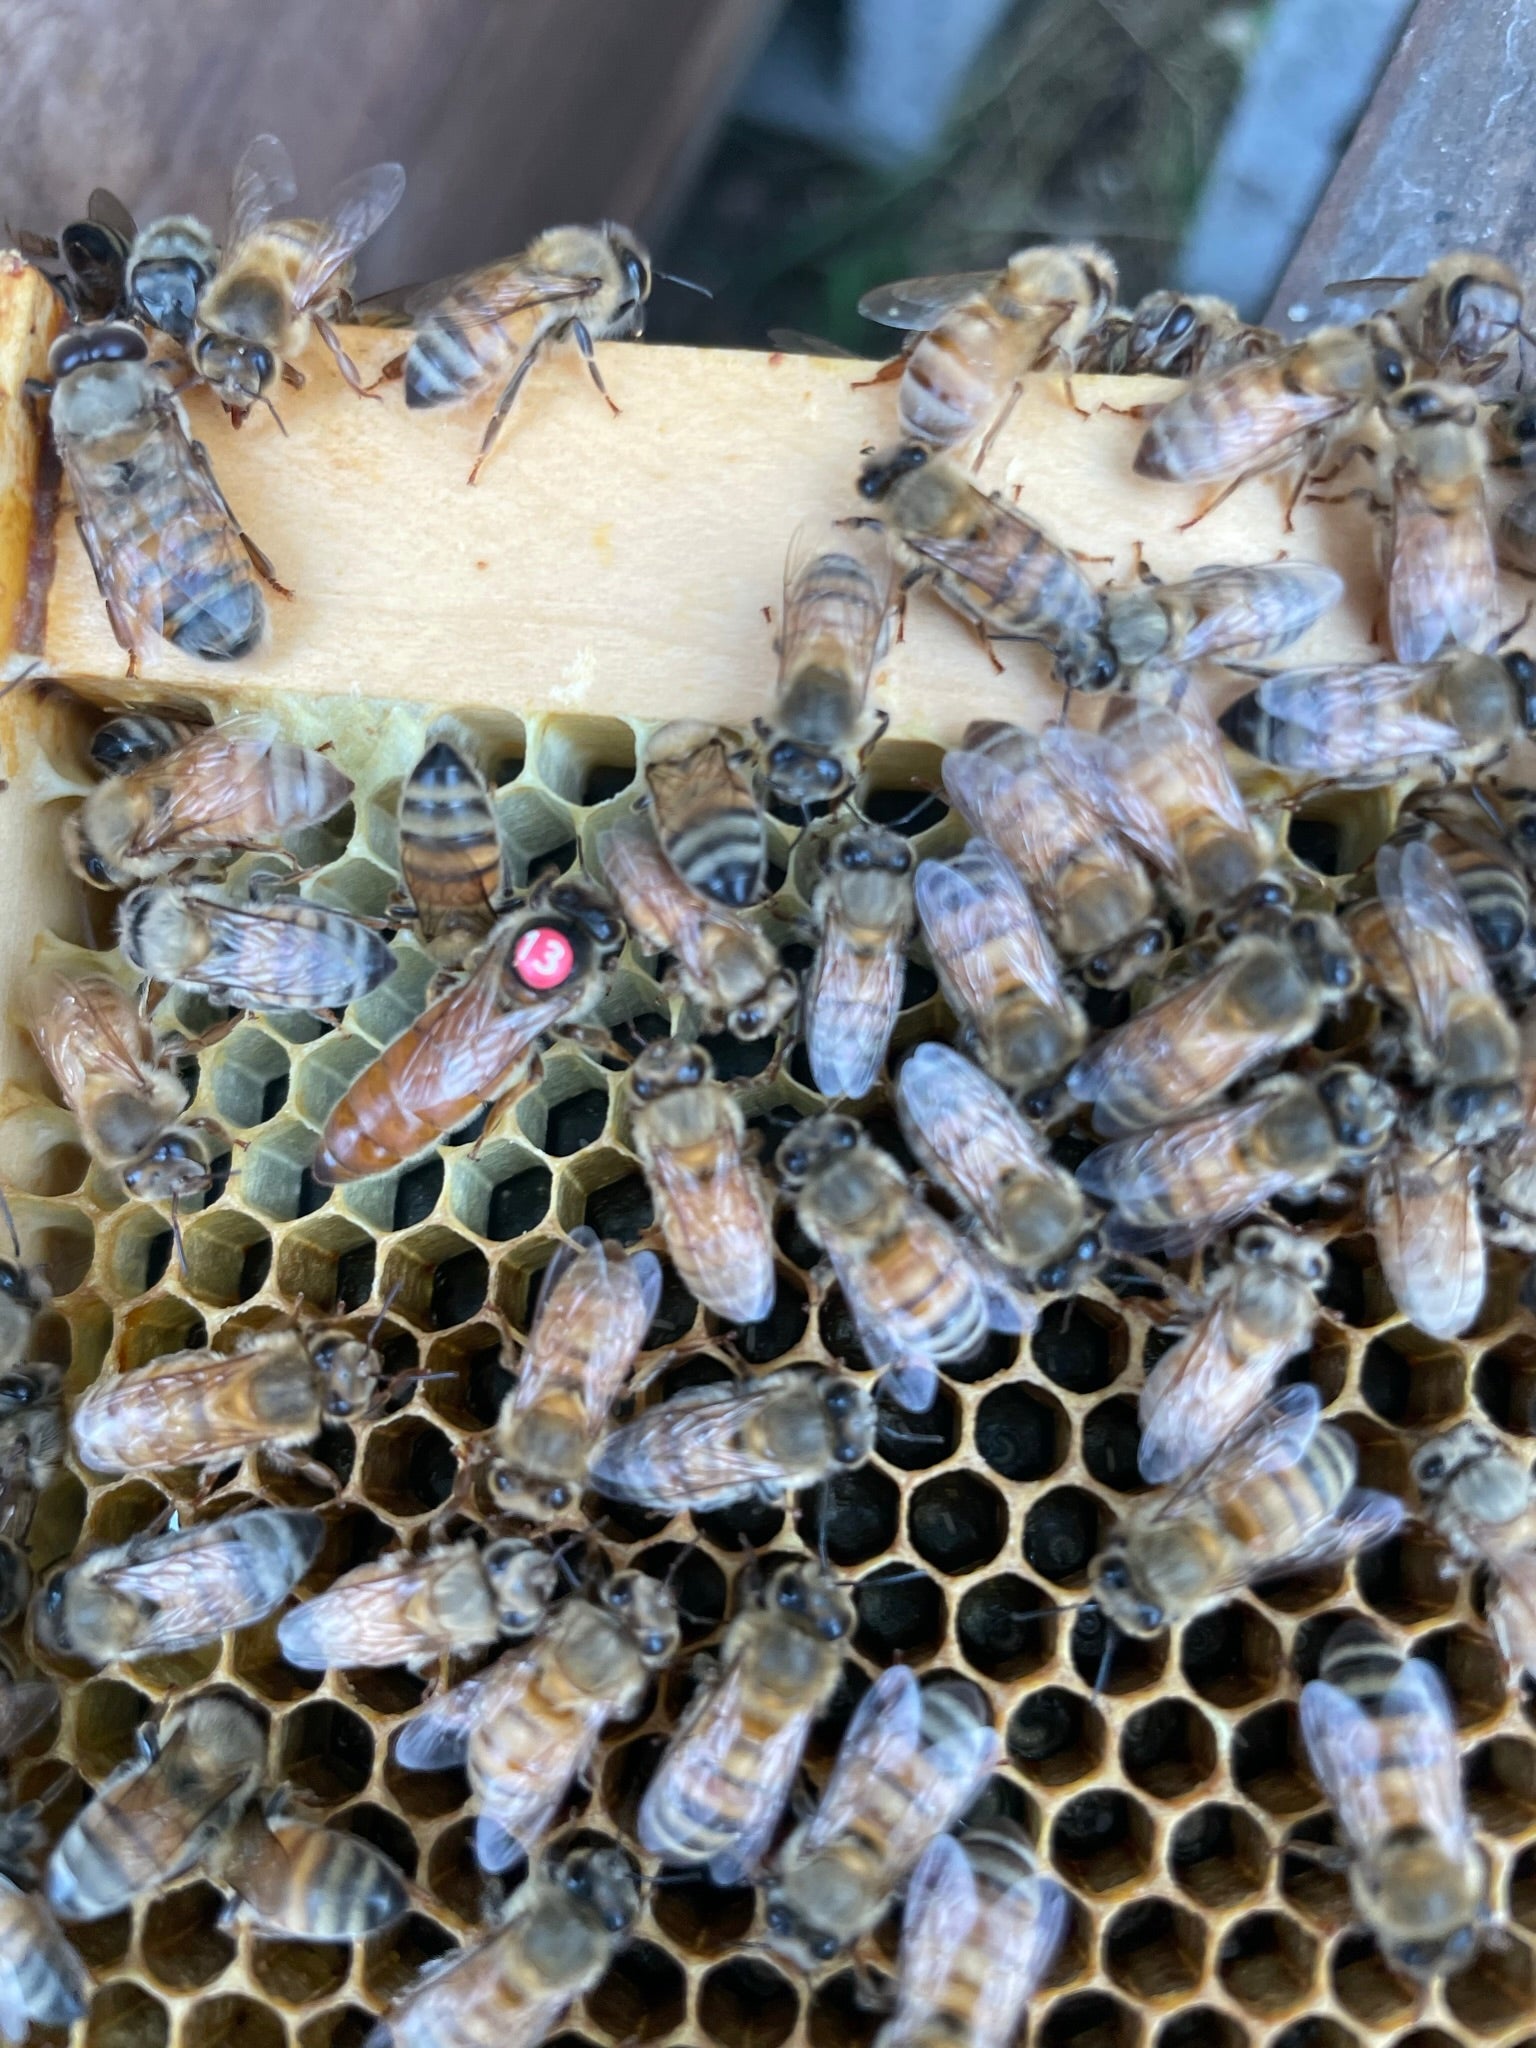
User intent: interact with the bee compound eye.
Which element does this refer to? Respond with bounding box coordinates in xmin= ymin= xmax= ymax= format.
xmin=1098 ymin=1558 xmax=1129 ymax=1591
xmin=1137 ymin=1602 xmax=1165 ymax=1632
xmin=767 ymin=1901 xmax=793 ymax=1935
xmin=0 ymin=1377 xmax=35 ymax=1407
xmin=813 ymin=1934 xmax=840 ymax=1961
xmin=777 ymin=1575 xmax=806 ymax=1611
xmin=546 ymin=1484 xmax=573 ymax=1510
xmin=1418 ymin=1454 xmax=1446 ymax=1483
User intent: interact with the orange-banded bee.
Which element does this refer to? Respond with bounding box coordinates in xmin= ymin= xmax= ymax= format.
xmin=805 ymin=821 xmax=915 ymax=1100
xmin=624 ymin=1039 xmax=776 ymax=1327
xmin=117 ymin=884 xmax=396 ymax=1013
xmin=487 ymin=1226 xmax=661 ymax=1521
xmin=391 ymin=721 xmax=508 ymax=968
xmin=876 ymin=1823 xmax=1067 ymax=2048
xmin=46 ymin=1692 xmax=266 ymax=1920
xmin=1219 ymin=646 xmax=1536 ymax=787
xmin=1136 ymin=1225 xmax=1329 ymax=1486
xmin=765 ymin=1665 xmax=1001 ymax=1969
xmin=639 ymin=1560 xmax=853 ymax=1881
xmin=1054 ymin=559 xmax=1343 ymax=695
xmin=1377 ymin=382 xmax=1499 ymax=664
xmin=588 ymin=1368 xmax=874 ymax=1514
xmin=1078 ymin=1064 xmax=1397 ymax=1254
xmin=857 ymin=242 xmax=1117 ymax=458
xmin=855 ymin=446 xmax=1104 ymax=669
xmin=896 ymin=1042 xmax=1100 ymax=1294
xmin=914 ymin=838 xmax=1086 ymax=1112
xmin=215 ymin=1798 xmax=409 ymax=1941
xmin=368 ymin=1839 xmax=639 ymax=2048
xmin=25 ymin=969 xmax=221 ymax=1203
xmin=1368 ymin=1115 xmax=1486 ymax=1340
xmin=1083 ymin=289 xmax=1277 ymax=377
xmin=395 ymin=1570 xmax=679 ymax=1873
xmin=1066 ymin=914 xmax=1359 ymax=1136
xmin=1301 ymin=1620 xmax=1491 ymax=1980
xmin=66 ymin=714 xmax=353 ymax=891
xmin=278 ymin=1537 xmax=556 ymax=1674
xmin=599 ymin=823 xmax=796 ymax=1041
xmin=1347 ymin=837 xmax=1522 ymax=1145
xmin=35 ymin=1505 xmax=321 ymax=1664
xmin=641 ymin=721 xmax=767 ymax=908
xmin=193 ymin=133 xmax=405 ymax=415
xmin=1133 ymin=322 xmax=1408 ymax=520
xmin=70 ymin=1309 xmax=382 ymax=1490
xmin=1335 ymin=251 xmax=1525 ymax=385
xmin=1413 ymin=1422 xmax=1536 ymax=1683
xmin=40 ymin=322 xmax=281 ymax=667
xmin=755 ymin=525 xmax=893 ymax=808
xmin=777 ymin=1113 xmax=1032 ymax=1412
xmin=1090 ymin=1384 xmax=1403 ymax=1639
xmin=315 ymin=874 xmax=626 ymax=1183
xmin=941 ymin=725 xmax=1171 ymax=989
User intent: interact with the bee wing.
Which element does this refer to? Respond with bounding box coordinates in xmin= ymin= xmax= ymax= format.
xmin=0 ymin=1879 xmax=86 ymax=2035
xmin=164 ymin=897 xmax=391 ymax=1010
xmin=807 ymin=903 xmax=907 ymax=1100
xmin=1258 ymin=1484 xmax=1406 ymax=1581
xmin=1175 ymin=562 xmax=1346 ymax=662
xmin=906 ymin=520 xmax=1098 ymax=635
xmin=648 ymin=1660 xmax=812 ymax=1882
xmin=1301 ymin=1657 xmax=1468 ymax=1857
xmin=898 ymin=1041 xmax=1054 ymax=1181
xmin=1376 ymin=837 xmax=1498 ymax=1049
xmin=522 ymin=1231 xmax=661 ymax=1406
xmin=1368 ymin=1137 xmax=1485 ymax=1340
xmin=588 ymin=1385 xmax=803 ymax=1508
xmin=857 ymin=270 xmax=998 ymax=331
xmin=1150 ymin=1383 xmax=1324 ymax=1522
xmin=1075 ymin=1093 xmax=1289 ymax=1253
xmin=893 ymin=1835 xmax=985 ymax=2020
xmin=1253 ymin=664 xmax=1463 ymax=755
xmin=26 ymin=971 xmax=161 ymax=1105
xmin=639 ymin=1137 xmax=776 ymax=1326
xmin=0 ymin=1680 xmax=56 ymax=1759
xmin=89 ymin=1510 xmax=321 ymax=1658
xmin=392 ymin=1670 xmax=491 ymax=1772
xmin=88 ymin=188 xmax=139 ymax=244
xmin=1488 ymin=1552 xmax=1536 ymax=1677
xmin=1151 ymin=371 xmax=1355 ymax=476
xmin=224 ymin=133 xmax=299 ymax=255
xmin=1388 ymin=479 xmax=1500 ymax=664
xmin=290 ymin=162 xmax=407 ymax=311
xmin=822 ymin=1237 xmax=936 ymax=1412
xmin=404 ymin=260 xmax=604 ymax=328
xmin=277 ymin=1550 xmax=455 ymax=1669
xmin=1136 ymin=1293 xmax=1298 ymax=1486
xmin=1038 ymin=727 xmax=1179 ymax=874
xmin=914 ymin=841 xmax=1068 ymax=1014
xmin=1105 ymin=696 xmax=1253 ymax=838
xmin=116 ymin=728 xmax=286 ymax=858
xmin=803 ymin=1667 xmax=999 ymax=1856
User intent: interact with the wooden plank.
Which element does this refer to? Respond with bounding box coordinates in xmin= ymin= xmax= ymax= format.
xmin=0 ymin=256 xmax=60 ymax=683
xmin=1265 ymin=0 xmax=1536 ymax=335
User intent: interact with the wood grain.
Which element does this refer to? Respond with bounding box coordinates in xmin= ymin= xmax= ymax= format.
xmin=0 ymin=257 xmax=60 ymax=683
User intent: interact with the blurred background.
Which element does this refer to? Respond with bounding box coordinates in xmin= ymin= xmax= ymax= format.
xmin=0 ymin=0 xmax=1429 ymax=345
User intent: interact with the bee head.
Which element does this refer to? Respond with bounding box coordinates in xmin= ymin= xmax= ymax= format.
xmin=1087 ymin=1546 xmax=1165 ymax=1638
xmin=122 ymin=1128 xmax=215 ymax=1201
xmin=628 ymin=1036 xmax=712 ymax=1101
xmin=601 ymin=1569 xmax=680 ymax=1665
xmin=819 ymin=1376 xmax=875 ymax=1466
xmin=310 ymin=1332 xmax=381 ymax=1419
xmin=61 ymin=814 xmax=126 ymax=892
xmin=763 ymin=738 xmax=849 ymax=807
xmin=48 ymin=322 xmax=146 ymax=380
xmin=763 ymin=1887 xmax=843 ymax=1967
xmin=775 ymin=1112 xmax=859 ymax=1190
xmin=481 ymin=1539 xmax=558 ymax=1633
xmin=555 ymin=1842 xmax=641 ymax=1935
xmin=601 ymin=224 xmax=652 ymax=336
xmin=1052 ymin=632 xmax=1119 ymax=694
xmin=1503 ymin=648 xmax=1536 ymax=733
xmin=857 ymin=443 xmax=929 ymax=501
xmin=195 ymin=333 xmax=276 ymax=406
xmin=1316 ymin=1065 xmax=1397 ymax=1159
xmin=1288 ymin=913 xmax=1360 ymax=997
xmin=728 ymin=968 xmax=797 ymax=1045
xmin=770 ymin=1560 xmax=855 ymax=1642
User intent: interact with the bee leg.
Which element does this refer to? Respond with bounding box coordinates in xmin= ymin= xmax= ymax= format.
xmin=368 ymin=350 xmax=409 ymax=393
xmin=280 ymin=360 xmax=308 ymax=392
xmin=187 ymin=441 xmax=293 ymax=598
xmin=556 ymin=1022 xmax=636 ymax=1068
xmin=311 ymin=317 xmax=373 ymax=399
xmin=467 ymin=335 xmax=552 ymax=484
xmin=571 ymin=320 xmax=620 ymax=417
xmin=972 ymin=623 xmax=1005 ymax=676
xmin=850 ymin=355 xmax=906 ymax=390
xmin=1176 ymin=475 xmax=1248 ymax=533
xmin=262 ymin=1446 xmax=343 ymax=1497
xmin=974 ymin=382 xmax=1023 ymax=470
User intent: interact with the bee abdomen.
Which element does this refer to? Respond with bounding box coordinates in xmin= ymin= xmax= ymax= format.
xmin=1318 ymin=1618 xmax=1408 ymax=1705
xmin=670 ymin=815 xmax=764 ymax=907
xmin=405 ymin=313 xmax=508 ymax=409
xmin=164 ymin=572 xmax=265 ymax=661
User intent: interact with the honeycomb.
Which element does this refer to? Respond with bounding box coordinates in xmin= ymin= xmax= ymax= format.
xmin=1 ymin=668 xmax=1534 ymax=2048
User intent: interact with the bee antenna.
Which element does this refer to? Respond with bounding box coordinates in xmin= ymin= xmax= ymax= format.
xmin=365 ymin=1279 xmax=404 ymax=1349
xmin=256 ymin=392 xmax=289 ymax=438
xmin=0 ymin=1188 xmax=19 ymax=1261
xmin=0 ymin=657 xmax=46 ymax=705
xmin=1091 ymin=1620 xmax=1117 ymax=1703
xmin=169 ymin=1194 xmax=189 ymax=1280
xmin=653 ymin=268 xmax=712 ymax=300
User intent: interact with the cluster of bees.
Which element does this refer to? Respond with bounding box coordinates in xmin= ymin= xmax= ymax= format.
xmin=9 ymin=135 xmax=1536 ymax=2047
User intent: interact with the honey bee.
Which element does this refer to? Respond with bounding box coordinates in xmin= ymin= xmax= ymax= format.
xmin=126 ymin=210 xmax=221 ymax=343
xmin=70 ymin=1309 xmax=382 ymax=1490
xmin=25 ymin=968 xmax=220 ymax=1201
xmin=1301 ymin=1620 xmax=1490 ymax=1979
xmin=857 ymin=242 xmax=1117 ymax=458
xmin=588 ymin=1367 xmax=874 ymax=1514
xmin=639 ymin=1560 xmax=853 ymax=1880
xmin=941 ymin=725 xmax=1171 ymax=989
xmin=117 ymin=883 xmax=397 ymax=1013
xmin=88 ymin=709 xmax=211 ymax=776
xmin=1133 ymin=322 xmax=1408 ymax=520
xmin=0 ymin=1877 xmax=89 ymax=2043
xmin=641 ymin=721 xmax=767 ymax=908
xmin=1376 ymin=383 xmax=1499 ymax=664
xmin=396 ymin=223 xmax=657 ymax=482
xmin=895 ymin=1042 xmax=1100 ymax=1294
xmin=1066 ymin=914 xmax=1359 ymax=1136
xmin=599 ymin=823 xmax=795 ymax=1041
xmin=1389 ymin=786 xmax=1536 ymax=998
xmin=46 ymin=1690 xmax=266 ymax=1920
xmin=1482 ymin=1029 xmax=1536 ymax=1250
xmin=776 ymin=1113 xmax=1031 ymax=1412
xmin=1090 ymin=1384 xmax=1403 ymax=1638
xmin=1347 ymin=838 xmax=1521 ymax=1145
xmin=913 ymin=838 xmax=1086 ymax=1112
xmin=1336 ymin=251 xmax=1524 ymax=385
xmin=855 ymin=446 xmax=1104 ymax=667
xmin=1368 ymin=1118 xmax=1485 ymax=1340
xmin=765 ymin=1665 xmax=1001 ymax=1969
xmin=395 ymin=1570 xmax=679 ymax=1872
xmin=1218 ymin=646 xmax=1536 ymax=787
xmin=1093 ymin=694 xmax=1282 ymax=925
xmin=1136 ymin=1224 xmax=1329 ymax=1486
xmin=1077 ymin=1063 xmax=1397 ymax=1253
xmin=1055 ymin=559 xmax=1343 ymax=695
xmin=804 ymin=822 xmax=915 ymax=1100
xmin=486 ymin=1225 xmax=662 ymax=1521
xmin=623 ymin=1039 xmax=775 ymax=1327
xmin=66 ymin=714 xmax=354 ymax=892
xmin=193 ymin=134 xmax=405 ymax=415
xmin=278 ymin=1537 xmax=556 ymax=1674
xmin=40 ymin=322 xmax=280 ymax=666
xmin=754 ymin=525 xmax=893 ymax=809
xmin=1084 ymin=289 xmax=1278 ymax=377
xmin=875 ymin=1823 xmax=1067 ymax=2048
xmin=1413 ymin=1422 xmax=1536 ymax=1681
xmin=314 ymin=874 xmax=625 ymax=1183
xmin=35 ymin=1504 xmax=321 ymax=1665
xmin=214 ymin=1797 xmax=408 ymax=1940
xmin=391 ymin=721 xmax=508 ymax=968
xmin=367 ymin=1839 xmax=639 ymax=2048
xmin=27 ymin=188 xmax=134 ymax=321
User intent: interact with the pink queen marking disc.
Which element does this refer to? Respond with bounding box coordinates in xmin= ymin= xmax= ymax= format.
xmin=513 ymin=925 xmax=576 ymax=990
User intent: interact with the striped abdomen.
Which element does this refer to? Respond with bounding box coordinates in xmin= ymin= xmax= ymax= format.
xmin=0 ymin=1882 xmax=87 ymax=2029
xmin=1216 ymin=1417 xmax=1355 ymax=1563
xmin=234 ymin=1816 xmax=408 ymax=1938
xmin=900 ymin=299 xmax=1013 ymax=449
xmin=404 ymin=270 xmax=525 ymax=408
xmin=851 ymin=1205 xmax=989 ymax=1366
xmin=398 ymin=738 xmax=505 ymax=962
xmin=937 ymin=522 xmax=1100 ymax=643
xmin=827 ymin=1687 xmax=988 ymax=1913
xmin=70 ymin=1344 xmax=319 ymax=1473
xmin=914 ymin=1826 xmax=1056 ymax=2046
xmin=1316 ymin=1624 xmax=1437 ymax=1835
